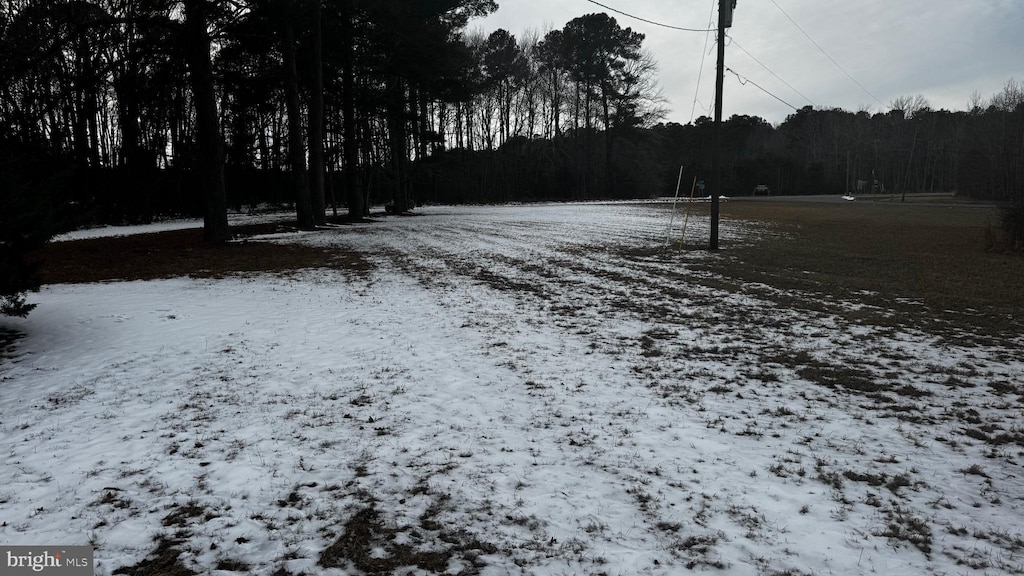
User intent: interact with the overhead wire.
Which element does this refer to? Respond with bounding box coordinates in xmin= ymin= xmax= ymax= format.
xmin=689 ymin=0 xmax=718 ymax=122
xmin=581 ymin=0 xmax=714 ymax=32
xmin=727 ymin=36 xmax=815 ymax=107
xmin=726 ymin=67 xmax=798 ymax=111
xmin=577 ymin=0 xmax=814 ymax=120
xmin=767 ymin=0 xmax=884 ymax=107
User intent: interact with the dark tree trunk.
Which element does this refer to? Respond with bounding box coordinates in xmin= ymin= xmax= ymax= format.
xmin=455 ymin=102 xmax=464 ymax=149
xmin=418 ymin=90 xmax=429 ymax=159
xmin=409 ymin=85 xmax=420 ymax=161
xmin=359 ymin=113 xmax=374 ymax=213
xmin=552 ymin=71 xmax=561 ymax=138
xmin=183 ymin=0 xmax=230 ymax=243
xmin=341 ymin=0 xmax=363 ymax=219
xmin=72 ymin=35 xmax=102 ymax=168
xmin=388 ymin=77 xmax=409 ymax=213
xmin=308 ymin=0 xmax=326 ymax=225
xmin=85 ymin=70 xmax=102 ymax=167
xmin=72 ymin=90 xmax=90 ymax=167
xmin=466 ymin=103 xmax=474 ymax=151
xmin=601 ymin=81 xmax=613 ymax=197
xmin=118 ymin=59 xmax=151 ymax=221
xmin=279 ymin=4 xmax=315 ymax=229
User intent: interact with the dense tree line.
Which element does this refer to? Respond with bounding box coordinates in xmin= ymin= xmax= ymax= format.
xmin=5 ymin=1 xmax=1020 ymax=213
xmin=677 ymin=86 xmax=1024 ymax=203
xmin=420 ymin=83 xmax=1024 ymax=214
xmin=1 ymin=1 xmax=665 ymax=221
xmin=2 ymin=0 xmax=1023 ymax=315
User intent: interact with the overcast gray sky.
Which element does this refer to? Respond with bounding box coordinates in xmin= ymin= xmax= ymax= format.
xmin=474 ymin=0 xmax=1023 ymax=125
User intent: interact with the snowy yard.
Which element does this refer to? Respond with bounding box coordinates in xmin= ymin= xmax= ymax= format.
xmin=2 ymin=203 xmax=1024 ymax=575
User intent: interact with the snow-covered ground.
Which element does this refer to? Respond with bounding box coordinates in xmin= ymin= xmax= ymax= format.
xmin=49 ymin=200 xmax=700 ymax=242
xmin=50 ymin=209 xmax=297 ymax=242
xmin=2 ymin=203 xmax=1023 ymax=575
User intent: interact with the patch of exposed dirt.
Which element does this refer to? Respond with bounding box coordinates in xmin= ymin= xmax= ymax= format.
xmin=319 ymin=502 xmax=497 ymax=575
xmin=30 ymin=222 xmax=371 ymax=285
xmin=112 ymin=539 xmax=197 ymax=576
xmin=0 ymin=327 xmax=23 ymax=361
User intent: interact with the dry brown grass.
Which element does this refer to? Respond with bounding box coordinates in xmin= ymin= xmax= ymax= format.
xmin=30 ymin=222 xmax=370 ymax=285
xmin=689 ymin=199 xmax=1023 ymax=337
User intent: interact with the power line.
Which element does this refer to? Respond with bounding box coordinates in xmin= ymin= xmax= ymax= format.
xmin=689 ymin=0 xmax=717 ymax=123
xmin=582 ymin=0 xmax=714 ymax=32
xmin=727 ymin=36 xmax=815 ymax=107
xmin=767 ymin=0 xmax=884 ymax=107
xmin=726 ymin=67 xmax=798 ymax=111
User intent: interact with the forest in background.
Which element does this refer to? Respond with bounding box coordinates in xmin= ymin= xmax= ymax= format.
xmin=2 ymin=0 xmax=1023 ymax=314
xmin=4 ymin=1 xmax=1024 ymax=215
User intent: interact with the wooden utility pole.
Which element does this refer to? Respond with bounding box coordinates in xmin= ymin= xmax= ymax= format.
xmin=711 ymin=1 xmax=736 ymax=249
